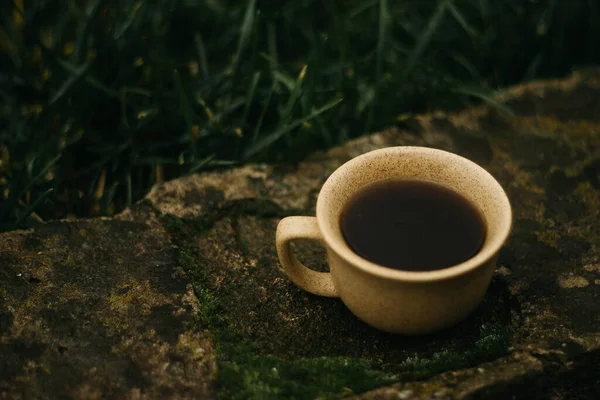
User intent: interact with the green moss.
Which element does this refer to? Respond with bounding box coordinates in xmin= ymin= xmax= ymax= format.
xmin=218 ymin=353 xmax=395 ymax=400
xmin=397 ymin=323 xmax=509 ymax=381
xmin=189 ymin=252 xmax=395 ymax=400
xmin=163 ymin=208 xmax=511 ymax=399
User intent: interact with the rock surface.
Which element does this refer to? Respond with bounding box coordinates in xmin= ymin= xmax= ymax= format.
xmin=0 ymin=208 xmax=216 ymax=399
xmin=2 ymin=69 xmax=600 ymax=399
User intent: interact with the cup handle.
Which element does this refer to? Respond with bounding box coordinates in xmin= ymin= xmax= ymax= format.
xmin=276 ymin=216 xmax=339 ymax=298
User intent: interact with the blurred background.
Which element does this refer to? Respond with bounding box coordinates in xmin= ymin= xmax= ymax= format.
xmin=1 ymin=0 xmax=598 ymax=231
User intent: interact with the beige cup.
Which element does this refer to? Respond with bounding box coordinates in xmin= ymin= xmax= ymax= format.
xmin=276 ymin=146 xmax=512 ymax=334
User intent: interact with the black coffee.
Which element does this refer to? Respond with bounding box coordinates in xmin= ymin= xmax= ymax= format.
xmin=341 ymin=179 xmax=486 ymax=271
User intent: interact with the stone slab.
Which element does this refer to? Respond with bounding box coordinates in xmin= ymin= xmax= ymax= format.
xmin=2 ymin=69 xmax=600 ymax=399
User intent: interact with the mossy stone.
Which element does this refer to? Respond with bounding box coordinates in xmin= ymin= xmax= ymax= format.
xmin=2 ymin=70 xmax=600 ymax=399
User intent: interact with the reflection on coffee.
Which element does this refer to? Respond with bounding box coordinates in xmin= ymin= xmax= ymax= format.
xmin=340 ymin=179 xmax=486 ymax=271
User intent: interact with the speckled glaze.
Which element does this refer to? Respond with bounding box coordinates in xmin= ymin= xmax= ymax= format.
xmin=276 ymin=146 xmax=512 ymax=334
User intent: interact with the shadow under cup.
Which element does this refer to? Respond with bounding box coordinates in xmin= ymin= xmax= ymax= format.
xmin=316 ymin=147 xmax=512 ymax=334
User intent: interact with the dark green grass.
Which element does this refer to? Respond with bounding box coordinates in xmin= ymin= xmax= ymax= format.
xmin=1 ymin=0 xmax=599 ymax=230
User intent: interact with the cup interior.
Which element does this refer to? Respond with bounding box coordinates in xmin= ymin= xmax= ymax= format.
xmin=316 ymin=146 xmax=512 ymax=280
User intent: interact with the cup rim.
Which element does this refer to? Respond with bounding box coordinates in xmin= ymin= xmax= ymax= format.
xmin=316 ymin=146 xmax=513 ymax=282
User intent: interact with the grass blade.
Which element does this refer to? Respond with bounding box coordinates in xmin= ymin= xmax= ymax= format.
xmin=267 ymin=22 xmax=278 ymax=71
xmin=119 ymin=87 xmax=152 ymax=128
xmin=101 ymin=181 xmax=119 ymax=215
xmin=226 ymin=0 xmax=256 ymax=109
xmin=134 ymin=157 xmax=181 ymax=166
xmin=451 ymin=53 xmax=480 ymax=80
xmin=243 ymin=97 xmax=343 ymax=160
xmin=455 ymin=87 xmax=514 ymax=116
xmin=522 ymin=51 xmax=543 ymax=81
xmin=207 ymin=160 xmax=238 ymax=167
xmin=173 ymin=70 xmax=195 ymax=148
xmin=446 ymin=1 xmax=475 ymax=38
xmin=189 ymin=155 xmax=215 ymax=173
xmin=403 ymin=1 xmax=447 ymax=77
xmin=1 ymin=0 xmax=23 ymax=67
xmin=125 ymin=170 xmax=132 ymax=207
xmin=120 ymin=88 xmax=130 ymax=128
xmin=194 ymin=33 xmax=209 ymax=80
xmin=358 ymin=82 xmax=376 ymax=114
xmin=114 ymin=2 xmax=144 ymax=40
xmin=587 ymin=0 xmax=598 ymax=59
xmin=348 ymin=0 xmax=379 ymax=19
xmin=13 ymin=188 xmax=53 ymax=229
xmin=272 ymin=70 xmax=295 ymax=92
xmin=123 ymin=87 xmax=152 ymax=96
xmin=55 ymin=57 xmax=120 ymax=98
xmin=376 ymin=0 xmax=389 ymax=80
xmin=367 ymin=0 xmax=389 ymax=130
xmin=19 ymin=155 xmax=61 ymax=197
xmin=315 ymin=115 xmax=334 ymax=147
xmin=278 ymin=65 xmax=307 ymax=129
xmin=241 ymin=71 xmax=261 ymax=127
xmin=213 ymin=98 xmax=245 ymax=123
xmin=233 ymin=0 xmax=256 ymax=71
xmin=134 ymin=107 xmax=158 ymax=130
xmin=478 ymin=0 xmax=490 ymax=19
xmin=49 ymin=60 xmax=93 ymax=105
xmin=252 ymin=81 xmax=276 ymax=142
xmin=73 ymin=0 xmax=103 ymax=63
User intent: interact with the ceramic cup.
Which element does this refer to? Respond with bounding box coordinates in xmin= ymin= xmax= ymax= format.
xmin=276 ymin=146 xmax=512 ymax=334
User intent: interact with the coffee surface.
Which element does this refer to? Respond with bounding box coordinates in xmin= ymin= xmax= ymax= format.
xmin=340 ymin=179 xmax=486 ymax=271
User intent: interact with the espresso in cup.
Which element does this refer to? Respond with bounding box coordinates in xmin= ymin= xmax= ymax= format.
xmin=341 ymin=178 xmax=486 ymax=272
